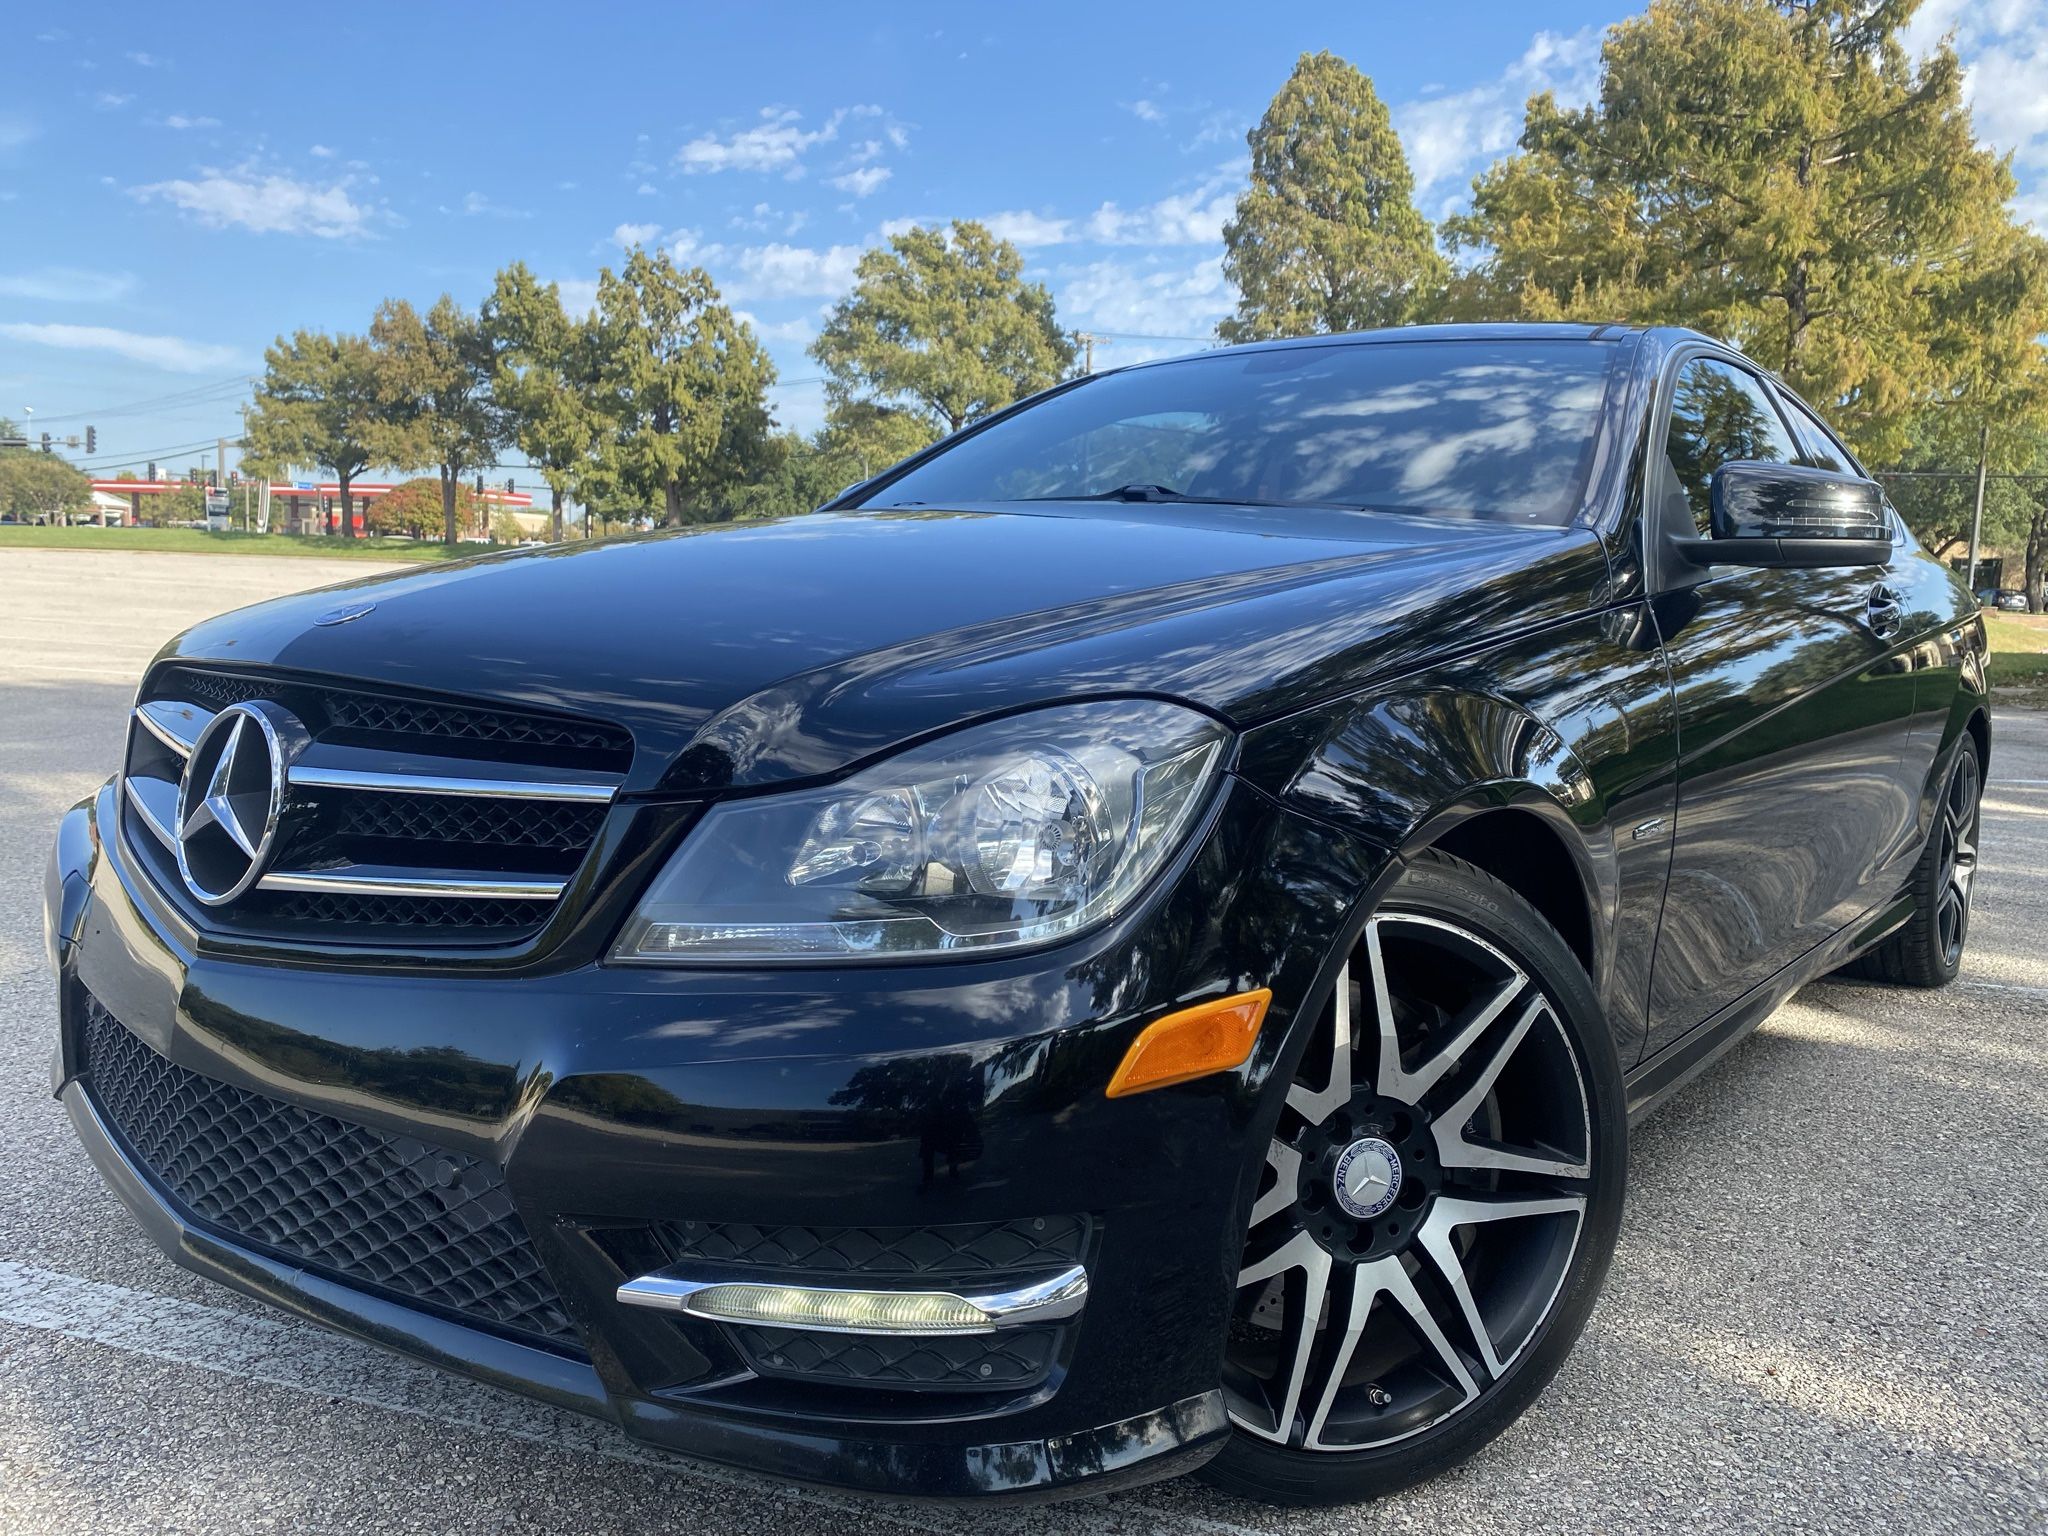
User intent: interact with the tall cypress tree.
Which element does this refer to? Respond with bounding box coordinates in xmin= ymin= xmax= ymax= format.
xmin=1218 ymin=51 xmax=1448 ymax=344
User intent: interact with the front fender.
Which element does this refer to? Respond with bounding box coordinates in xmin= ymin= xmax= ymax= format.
xmin=1233 ymin=610 xmax=1680 ymax=1067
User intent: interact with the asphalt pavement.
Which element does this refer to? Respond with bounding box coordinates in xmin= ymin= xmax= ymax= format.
xmin=0 ymin=548 xmax=2041 ymax=1534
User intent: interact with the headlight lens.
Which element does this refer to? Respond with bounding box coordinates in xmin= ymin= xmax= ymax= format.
xmin=612 ymin=701 xmax=1226 ymax=963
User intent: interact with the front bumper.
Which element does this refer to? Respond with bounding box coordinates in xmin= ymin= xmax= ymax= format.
xmin=48 ymin=775 xmax=1375 ymax=1499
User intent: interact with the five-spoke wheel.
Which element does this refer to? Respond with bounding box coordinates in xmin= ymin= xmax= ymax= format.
xmin=1202 ymin=850 xmax=1626 ymax=1505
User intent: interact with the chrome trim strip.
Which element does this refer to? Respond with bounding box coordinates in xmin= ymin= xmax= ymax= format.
xmin=122 ymin=775 xmax=179 ymax=848
xmin=133 ymin=700 xmax=215 ymax=758
xmin=287 ymin=764 xmax=617 ymax=803
xmin=614 ymin=1263 xmax=1090 ymax=1337
xmin=257 ymin=867 xmax=565 ymax=901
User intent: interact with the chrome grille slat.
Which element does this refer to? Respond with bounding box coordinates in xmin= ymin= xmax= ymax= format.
xmin=258 ymin=866 xmax=565 ymax=900
xmin=123 ymin=775 xmax=179 ymax=847
xmin=134 ymin=699 xmax=212 ymax=757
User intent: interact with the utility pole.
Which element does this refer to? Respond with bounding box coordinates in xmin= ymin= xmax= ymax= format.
xmin=1076 ymin=331 xmax=1098 ymax=373
xmin=1965 ymin=421 xmax=1989 ymax=593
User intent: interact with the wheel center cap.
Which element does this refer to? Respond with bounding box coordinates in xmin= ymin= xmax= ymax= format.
xmin=1332 ymin=1136 xmax=1402 ymax=1219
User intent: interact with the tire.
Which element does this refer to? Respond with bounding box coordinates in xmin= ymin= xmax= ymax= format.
xmin=1834 ymin=736 xmax=1981 ymax=989
xmin=1199 ymin=848 xmax=1627 ymax=1507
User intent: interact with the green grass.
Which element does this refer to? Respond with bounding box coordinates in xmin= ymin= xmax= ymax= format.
xmin=1985 ymin=610 xmax=2048 ymax=688
xmin=0 ymin=524 xmax=483 ymax=561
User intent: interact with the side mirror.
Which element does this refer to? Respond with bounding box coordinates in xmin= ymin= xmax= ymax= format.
xmin=1678 ymin=461 xmax=1892 ymax=569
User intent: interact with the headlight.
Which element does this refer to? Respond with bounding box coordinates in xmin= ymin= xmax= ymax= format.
xmin=612 ymin=700 xmax=1227 ymax=963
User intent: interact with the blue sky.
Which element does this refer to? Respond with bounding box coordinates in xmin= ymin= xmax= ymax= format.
xmin=1 ymin=0 xmax=2041 ymax=489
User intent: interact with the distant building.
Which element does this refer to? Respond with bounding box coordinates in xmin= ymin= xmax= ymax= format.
xmin=88 ymin=479 xmax=537 ymax=536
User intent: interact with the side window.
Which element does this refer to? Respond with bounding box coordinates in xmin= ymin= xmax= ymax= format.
xmin=1776 ymin=393 xmax=1852 ymax=474
xmin=1662 ymin=359 xmax=1800 ymax=533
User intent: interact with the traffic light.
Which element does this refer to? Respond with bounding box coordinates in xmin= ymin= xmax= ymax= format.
xmin=505 ymin=478 xmax=515 ymax=494
xmin=40 ymin=432 xmax=50 ymax=453
xmin=85 ymin=425 xmax=96 ymax=454
xmin=147 ymin=462 xmax=157 ymax=481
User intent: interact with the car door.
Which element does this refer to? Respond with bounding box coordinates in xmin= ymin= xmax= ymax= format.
xmin=1640 ymin=353 xmax=1919 ymax=1059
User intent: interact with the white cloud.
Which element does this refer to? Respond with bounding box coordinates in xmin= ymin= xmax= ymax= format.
xmin=611 ymin=220 xmax=662 ymax=248
xmin=1082 ymin=167 xmax=1240 ymax=245
xmin=131 ymin=171 xmax=374 ymax=238
xmin=161 ymin=114 xmax=219 ymax=130
xmin=1055 ymin=255 xmax=1229 ymax=356
xmin=1123 ymin=99 xmax=1165 ymax=124
xmin=124 ymin=50 xmax=166 ymax=68
xmin=679 ymin=105 xmax=866 ymax=176
xmin=984 ymin=209 xmax=1072 ymax=247
xmin=93 ymin=91 xmax=133 ymax=110
xmin=735 ymin=308 xmax=819 ymax=347
xmin=0 ymin=266 xmax=136 ymax=303
xmin=0 ymin=322 xmax=244 ymax=373
xmin=553 ymin=277 xmax=601 ymax=316
xmin=979 ymin=167 xmax=1241 ymax=251
xmin=635 ymin=182 xmax=657 ymax=196
xmin=309 ymin=143 xmax=334 ymax=157
xmin=459 ymin=190 xmax=530 ymax=219
xmin=668 ymin=231 xmax=864 ymax=301
xmin=1393 ymin=26 xmax=1602 ymax=203
xmin=0 ymin=115 xmax=37 ymax=151
xmin=828 ymin=165 xmax=890 ymax=198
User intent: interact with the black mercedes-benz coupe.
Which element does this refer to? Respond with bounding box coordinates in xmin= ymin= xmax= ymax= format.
xmin=45 ymin=324 xmax=1987 ymax=1506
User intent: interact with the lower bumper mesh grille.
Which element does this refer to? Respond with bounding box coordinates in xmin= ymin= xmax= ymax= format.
xmin=78 ymin=994 xmax=581 ymax=1354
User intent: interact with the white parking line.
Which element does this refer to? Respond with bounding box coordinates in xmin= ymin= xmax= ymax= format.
xmin=0 ymin=1259 xmax=1263 ymax=1536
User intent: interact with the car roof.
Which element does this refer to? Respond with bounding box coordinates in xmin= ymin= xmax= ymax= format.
xmin=1119 ymin=321 xmax=1720 ymax=373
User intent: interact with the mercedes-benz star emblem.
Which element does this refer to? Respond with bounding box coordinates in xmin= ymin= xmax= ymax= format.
xmin=313 ymin=601 xmax=377 ymax=627
xmin=174 ymin=702 xmax=303 ymax=906
xmin=1332 ymin=1136 xmax=1403 ymax=1219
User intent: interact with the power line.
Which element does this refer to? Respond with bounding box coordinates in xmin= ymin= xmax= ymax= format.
xmin=30 ymin=375 xmax=257 ymax=424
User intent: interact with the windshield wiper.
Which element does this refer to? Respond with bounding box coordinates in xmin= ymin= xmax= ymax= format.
xmin=1027 ymin=483 xmax=1260 ymax=506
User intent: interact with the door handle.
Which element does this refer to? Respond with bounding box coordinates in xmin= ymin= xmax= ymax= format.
xmin=1865 ymin=581 xmax=1904 ymax=640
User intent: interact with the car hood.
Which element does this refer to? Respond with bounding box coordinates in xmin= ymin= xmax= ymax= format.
xmin=158 ymin=504 xmax=1605 ymax=794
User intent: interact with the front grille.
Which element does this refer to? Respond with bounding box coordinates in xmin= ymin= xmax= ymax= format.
xmin=336 ymin=793 xmax=604 ymax=852
xmin=155 ymin=666 xmax=633 ymax=770
xmin=266 ymin=892 xmax=543 ymax=930
xmin=79 ymin=994 xmax=581 ymax=1354
xmin=121 ymin=664 xmax=632 ymax=945
xmin=732 ymin=1325 xmax=1059 ymax=1391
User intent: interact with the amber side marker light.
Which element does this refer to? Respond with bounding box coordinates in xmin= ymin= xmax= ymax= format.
xmin=1105 ymin=988 xmax=1273 ymax=1098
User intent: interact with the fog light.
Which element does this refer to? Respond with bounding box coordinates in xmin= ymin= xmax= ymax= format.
xmin=616 ymin=1263 xmax=1090 ymax=1335
xmin=687 ymin=1283 xmax=990 ymax=1333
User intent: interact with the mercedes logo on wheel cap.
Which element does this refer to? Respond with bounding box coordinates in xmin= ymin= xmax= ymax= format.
xmin=1333 ymin=1136 xmax=1403 ymax=1219
xmin=174 ymin=701 xmax=306 ymax=906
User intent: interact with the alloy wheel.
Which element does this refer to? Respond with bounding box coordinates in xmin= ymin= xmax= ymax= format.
xmin=1223 ymin=912 xmax=1594 ymax=1452
xmin=1936 ymin=749 xmax=1981 ymax=968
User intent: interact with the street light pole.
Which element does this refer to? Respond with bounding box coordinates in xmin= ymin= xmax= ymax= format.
xmin=1965 ymin=421 xmax=1989 ymax=593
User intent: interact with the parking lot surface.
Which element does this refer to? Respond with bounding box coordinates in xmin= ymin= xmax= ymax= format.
xmin=1 ymin=548 xmax=2042 ymax=1534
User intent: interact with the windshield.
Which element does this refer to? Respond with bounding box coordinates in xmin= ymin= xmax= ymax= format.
xmin=859 ymin=338 xmax=1626 ymax=525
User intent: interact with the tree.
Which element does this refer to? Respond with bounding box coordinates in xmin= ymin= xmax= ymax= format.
xmin=1442 ymin=0 xmax=2048 ymax=465
xmin=588 ymin=246 xmax=778 ymax=525
xmin=811 ymin=221 xmax=1074 ymax=438
xmin=484 ymin=263 xmax=601 ymax=542
xmin=0 ymin=452 xmax=92 ymax=521
xmin=1218 ymin=52 xmax=1448 ymax=343
xmin=371 ymin=295 xmax=506 ymax=546
xmin=243 ymin=331 xmax=386 ymax=541
xmin=816 ymin=402 xmax=938 ymax=486
xmin=364 ymin=477 xmax=476 ymax=539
